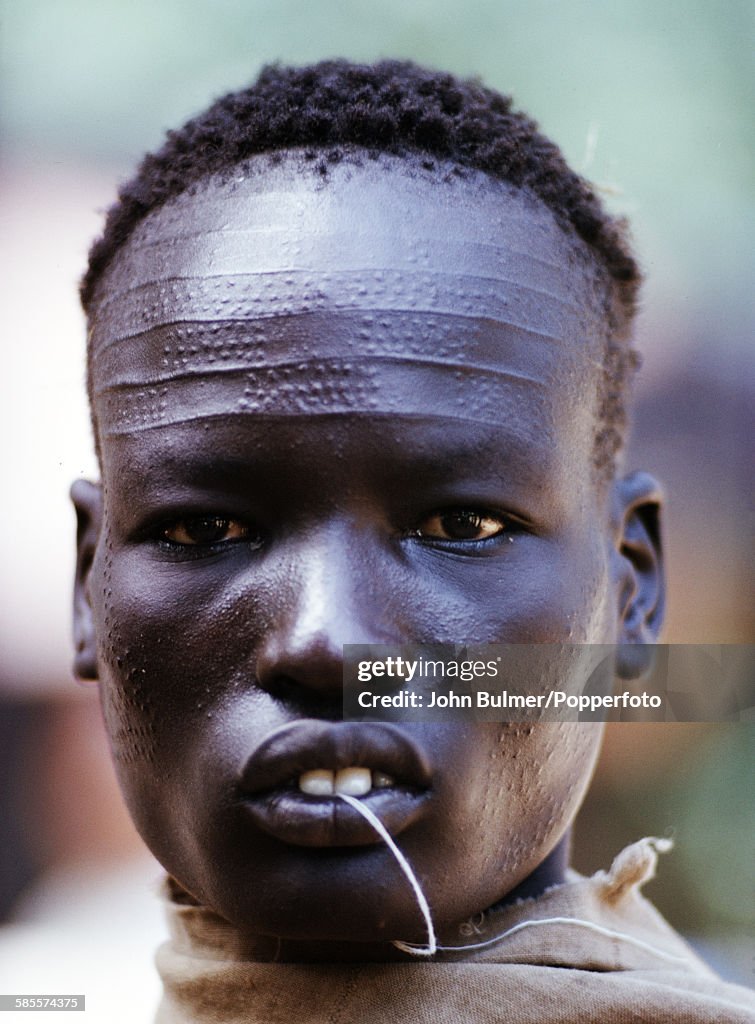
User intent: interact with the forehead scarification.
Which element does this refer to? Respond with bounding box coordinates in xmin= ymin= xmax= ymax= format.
xmin=89 ymin=156 xmax=606 ymax=446
xmin=97 ymin=363 xmax=550 ymax=438
xmin=92 ymin=267 xmax=581 ymax=349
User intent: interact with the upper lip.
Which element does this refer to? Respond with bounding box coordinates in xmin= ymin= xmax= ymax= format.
xmin=239 ymin=720 xmax=433 ymax=796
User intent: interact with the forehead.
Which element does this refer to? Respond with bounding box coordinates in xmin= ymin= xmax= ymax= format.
xmin=88 ymin=153 xmax=608 ymax=468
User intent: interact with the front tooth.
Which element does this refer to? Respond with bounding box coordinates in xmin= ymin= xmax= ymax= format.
xmin=299 ymin=769 xmax=335 ymax=795
xmin=334 ymin=767 xmax=372 ymax=796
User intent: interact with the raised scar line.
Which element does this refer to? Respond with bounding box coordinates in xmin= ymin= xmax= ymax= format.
xmin=95 ymin=356 xmax=548 ymax=393
xmin=93 ymin=311 xmax=567 ymax=352
xmin=96 ymin=269 xmax=578 ymax=313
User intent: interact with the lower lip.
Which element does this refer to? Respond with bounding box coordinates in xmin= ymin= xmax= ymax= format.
xmin=241 ymin=787 xmax=428 ymax=847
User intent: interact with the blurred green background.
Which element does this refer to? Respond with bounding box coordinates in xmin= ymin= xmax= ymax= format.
xmin=1 ymin=0 xmax=752 ymax=990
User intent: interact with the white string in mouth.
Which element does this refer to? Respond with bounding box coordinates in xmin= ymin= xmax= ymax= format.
xmin=337 ymin=793 xmax=437 ymax=956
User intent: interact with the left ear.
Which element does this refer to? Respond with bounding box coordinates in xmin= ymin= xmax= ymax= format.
xmin=71 ymin=479 xmax=102 ymax=682
xmin=611 ymin=471 xmax=665 ymax=678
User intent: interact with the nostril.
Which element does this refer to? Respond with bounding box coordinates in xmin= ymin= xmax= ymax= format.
xmin=255 ymin=632 xmax=345 ymax=700
xmin=256 ymin=674 xmax=344 ymax=721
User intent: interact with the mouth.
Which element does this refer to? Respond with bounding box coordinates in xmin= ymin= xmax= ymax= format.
xmin=238 ymin=720 xmax=432 ymax=848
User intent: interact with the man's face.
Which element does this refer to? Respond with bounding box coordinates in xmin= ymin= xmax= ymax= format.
xmin=75 ymin=154 xmax=646 ymax=952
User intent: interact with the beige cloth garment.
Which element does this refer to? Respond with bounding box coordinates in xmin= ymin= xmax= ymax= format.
xmin=155 ymin=838 xmax=755 ymax=1023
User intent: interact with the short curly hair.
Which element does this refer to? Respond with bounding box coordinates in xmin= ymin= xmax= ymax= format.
xmin=83 ymin=59 xmax=642 ymax=473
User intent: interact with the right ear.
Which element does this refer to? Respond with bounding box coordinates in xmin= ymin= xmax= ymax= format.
xmin=71 ymin=479 xmax=102 ymax=681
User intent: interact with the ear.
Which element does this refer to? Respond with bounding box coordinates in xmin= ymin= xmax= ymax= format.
xmin=611 ymin=471 xmax=665 ymax=679
xmin=71 ymin=478 xmax=102 ymax=682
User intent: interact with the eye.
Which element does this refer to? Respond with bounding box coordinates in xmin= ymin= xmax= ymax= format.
xmin=161 ymin=516 xmax=249 ymax=547
xmin=413 ymin=509 xmax=510 ymax=543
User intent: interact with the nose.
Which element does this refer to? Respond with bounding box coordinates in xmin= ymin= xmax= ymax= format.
xmin=255 ymin=521 xmax=386 ymax=702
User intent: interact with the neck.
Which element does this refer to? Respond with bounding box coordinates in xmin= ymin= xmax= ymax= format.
xmin=493 ymin=832 xmax=570 ymax=908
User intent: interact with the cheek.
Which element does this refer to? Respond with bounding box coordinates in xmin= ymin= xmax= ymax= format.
xmin=411 ymin=518 xmax=614 ymax=647
xmin=536 ymin=525 xmax=614 ymax=645
xmin=94 ymin=534 xmax=260 ymax=696
xmin=90 ymin=521 xmax=234 ymax=810
xmin=516 ymin=722 xmax=603 ymax=841
xmin=421 ymin=721 xmax=602 ymax=920
xmin=89 ymin=522 xmax=288 ymax=865
xmin=89 ymin=520 xmax=160 ymax=775
xmin=491 ymin=723 xmax=601 ymax=857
